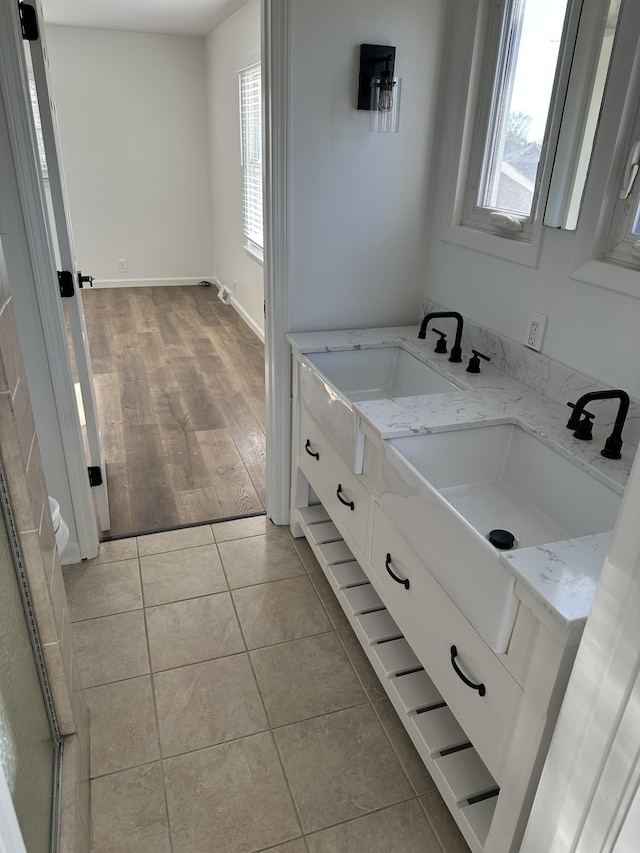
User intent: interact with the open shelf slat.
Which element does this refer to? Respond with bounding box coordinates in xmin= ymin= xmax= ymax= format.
xmin=389 ymin=669 xmax=443 ymax=713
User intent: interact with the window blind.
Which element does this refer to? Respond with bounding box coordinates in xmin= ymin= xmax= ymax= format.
xmin=240 ymin=63 xmax=263 ymax=252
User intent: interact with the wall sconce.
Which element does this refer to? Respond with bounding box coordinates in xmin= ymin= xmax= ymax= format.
xmin=357 ymin=44 xmax=401 ymax=133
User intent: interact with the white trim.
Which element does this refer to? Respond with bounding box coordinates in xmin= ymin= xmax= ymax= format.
xmin=243 ymin=241 xmax=264 ymax=265
xmin=0 ymin=764 xmax=27 ymax=853
xmin=230 ymin=295 xmax=265 ymax=343
xmin=212 ymin=274 xmax=265 ymax=342
xmin=570 ymin=258 xmax=640 ymax=301
xmin=438 ymin=1 xmax=544 ymax=268
xmin=29 ymin=8 xmax=110 ymax=532
xmin=441 ymin=221 xmax=543 ymax=267
xmin=92 ymin=276 xmax=217 ymax=288
xmin=444 ymin=0 xmax=583 ymax=269
xmin=0 ymin=0 xmax=98 ymax=558
xmin=570 ymin=0 xmax=640 ymax=299
xmin=262 ymin=0 xmax=291 ymax=526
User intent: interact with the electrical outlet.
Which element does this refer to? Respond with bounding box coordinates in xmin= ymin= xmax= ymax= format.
xmin=118 ymin=258 xmax=127 ymax=273
xmin=525 ymin=311 xmax=547 ymax=351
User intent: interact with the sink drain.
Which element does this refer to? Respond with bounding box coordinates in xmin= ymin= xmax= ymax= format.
xmin=487 ymin=529 xmax=517 ymax=550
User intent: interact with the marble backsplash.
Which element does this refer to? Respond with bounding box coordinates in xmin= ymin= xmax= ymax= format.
xmin=422 ymin=299 xmax=640 ymax=449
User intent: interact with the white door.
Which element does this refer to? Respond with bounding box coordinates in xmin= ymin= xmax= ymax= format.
xmin=23 ymin=0 xmax=110 ymax=530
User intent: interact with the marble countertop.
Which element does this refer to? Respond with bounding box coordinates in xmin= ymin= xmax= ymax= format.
xmin=288 ymin=326 xmax=634 ymax=629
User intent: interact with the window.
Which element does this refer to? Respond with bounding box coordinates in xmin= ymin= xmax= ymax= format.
xmin=464 ymin=0 xmax=571 ymax=240
xmin=239 ymin=62 xmax=263 ymax=262
xmin=605 ymin=132 xmax=640 ymax=268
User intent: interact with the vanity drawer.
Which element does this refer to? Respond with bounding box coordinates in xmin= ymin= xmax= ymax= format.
xmin=299 ymin=408 xmax=371 ymax=556
xmin=370 ymin=504 xmax=523 ymax=781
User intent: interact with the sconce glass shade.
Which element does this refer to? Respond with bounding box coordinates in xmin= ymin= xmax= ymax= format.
xmin=369 ymin=76 xmax=401 ymax=132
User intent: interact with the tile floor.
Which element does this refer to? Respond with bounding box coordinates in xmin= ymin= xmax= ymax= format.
xmin=63 ymin=517 xmax=470 ymax=853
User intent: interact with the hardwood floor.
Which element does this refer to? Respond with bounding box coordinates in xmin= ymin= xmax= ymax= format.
xmin=81 ymin=286 xmax=266 ymax=537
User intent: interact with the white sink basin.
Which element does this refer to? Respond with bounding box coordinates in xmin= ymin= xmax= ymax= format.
xmin=392 ymin=423 xmax=621 ymax=547
xmin=305 ymin=347 xmax=457 ymax=402
xmin=298 ymin=347 xmax=458 ymax=472
xmin=379 ymin=423 xmax=622 ymax=652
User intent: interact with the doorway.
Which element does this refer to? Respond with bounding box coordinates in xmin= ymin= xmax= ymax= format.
xmin=2 ymin=0 xmax=288 ymax=564
xmin=36 ymin=9 xmax=267 ymax=539
xmin=82 ymin=284 xmax=266 ymax=536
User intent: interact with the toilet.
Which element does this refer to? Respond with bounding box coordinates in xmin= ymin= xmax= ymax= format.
xmin=48 ymin=496 xmax=69 ymax=558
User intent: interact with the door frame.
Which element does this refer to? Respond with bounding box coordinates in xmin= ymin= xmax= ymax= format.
xmin=28 ymin=2 xmax=110 ymax=532
xmin=3 ymin=0 xmax=293 ymax=538
xmin=0 ymin=0 xmax=98 ymax=558
xmin=262 ymin=0 xmax=291 ymax=526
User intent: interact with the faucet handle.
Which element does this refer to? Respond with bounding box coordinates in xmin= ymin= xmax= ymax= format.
xmin=466 ymin=350 xmax=490 ymax=374
xmin=567 ymin=402 xmax=595 ymax=440
xmin=432 ymin=328 xmax=447 ymax=354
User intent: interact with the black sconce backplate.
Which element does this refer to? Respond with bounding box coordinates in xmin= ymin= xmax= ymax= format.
xmin=357 ymin=44 xmax=396 ymax=110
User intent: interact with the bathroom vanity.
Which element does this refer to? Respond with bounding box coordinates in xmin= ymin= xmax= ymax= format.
xmin=288 ymin=325 xmax=630 ymax=853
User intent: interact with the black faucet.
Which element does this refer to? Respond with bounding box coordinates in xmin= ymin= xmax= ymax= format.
xmin=418 ymin=312 xmax=463 ymax=363
xmin=566 ymin=389 xmax=630 ymax=459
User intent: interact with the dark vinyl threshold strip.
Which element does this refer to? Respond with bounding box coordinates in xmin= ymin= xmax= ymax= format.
xmin=99 ymin=510 xmax=267 ymax=542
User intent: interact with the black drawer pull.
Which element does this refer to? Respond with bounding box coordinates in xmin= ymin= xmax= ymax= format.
xmin=336 ymin=484 xmax=354 ymax=510
xmin=450 ymin=646 xmax=486 ymax=696
xmin=305 ymin=439 xmax=319 ymax=460
xmin=385 ymin=553 xmax=410 ymax=589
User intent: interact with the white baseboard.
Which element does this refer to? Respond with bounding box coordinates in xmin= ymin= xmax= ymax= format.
xmin=93 ymin=276 xmax=265 ymax=341
xmin=92 ymin=277 xmax=216 ymax=289
xmin=230 ymin=295 xmax=265 ymax=343
xmin=211 ymin=276 xmax=265 ymax=343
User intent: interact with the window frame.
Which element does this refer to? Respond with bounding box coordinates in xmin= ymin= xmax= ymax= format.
xmin=239 ymin=61 xmax=263 ymax=264
xmin=568 ymin=0 xmax=640 ymax=300
xmin=604 ymin=128 xmax=640 ymax=269
xmin=438 ymin=0 xmax=584 ymax=267
xmin=462 ymin=0 xmax=576 ymax=244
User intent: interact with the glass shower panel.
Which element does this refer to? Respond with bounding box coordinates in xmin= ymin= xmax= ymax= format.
xmin=0 ymin=508 xmax=56 ymax=852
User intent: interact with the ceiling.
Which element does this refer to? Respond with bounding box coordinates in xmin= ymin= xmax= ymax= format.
xmin=41 ymin=0 xmax=247 ymax=37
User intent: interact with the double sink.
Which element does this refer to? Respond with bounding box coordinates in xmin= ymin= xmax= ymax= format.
xmin=301 ymin=345 xmax=622 ymax=651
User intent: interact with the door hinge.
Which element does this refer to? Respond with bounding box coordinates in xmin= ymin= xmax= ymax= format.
xmin=18 ymin=2 xmax=38 ymax=41
xmin=57 ymin=270 xmax=74 ymax=298
xmin=88 ymin=466 xmax=103 ymax=487
xmin=264 ymin=300 xmax=266 ymax=318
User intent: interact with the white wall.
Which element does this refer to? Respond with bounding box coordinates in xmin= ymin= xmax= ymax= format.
xmin=45 ymin=26 xmax=214 ymax=283
xmin=287 ymin=0 xmax=446 ymax=332
xmin=422 ymin=1 xmax=640 ymax=399
xmin=206 ymin=0 xmax=264 ymax=337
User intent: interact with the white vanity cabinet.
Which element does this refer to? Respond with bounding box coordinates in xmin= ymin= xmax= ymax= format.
xmin=369 ymin=505 xmax=523 ymax=783
xmin=298 ymin=407 xmax=372 ymax=560
xmin=289 ymin=351 xmax=584 ymax=853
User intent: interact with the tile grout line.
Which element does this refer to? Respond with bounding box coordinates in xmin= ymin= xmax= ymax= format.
xmin=370 ymin=699 xmax=432 ymax=800
xmin=74 ymin=526 xmax=462 ymax=852
xmin=225 ymin=544 xmax=309 ymax=844
xmin=294 ymin=538 xmax=455 ymax=852
xmin=417 ymin=794 xmax=453 ymax=853
xmin=302 ymin=795 xmax=424 ymax=844
xmin=292 ymin=536 xmax=437 ymax=809
xmin=70 ymin=541 xmax=313 ymax=626
xmin=255 ymin=553 xmax=365 ymax=843
xmin=135 ymin=547 xmax=175 ymax=853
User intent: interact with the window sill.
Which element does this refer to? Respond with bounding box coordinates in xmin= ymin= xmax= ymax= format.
xmin=570 ymin=258 xmax=640 ymax=300
xmin=244 ymin=242 xmax=264 ymax=265
xmin=441 ymin=222 xmax=543 ymax=269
